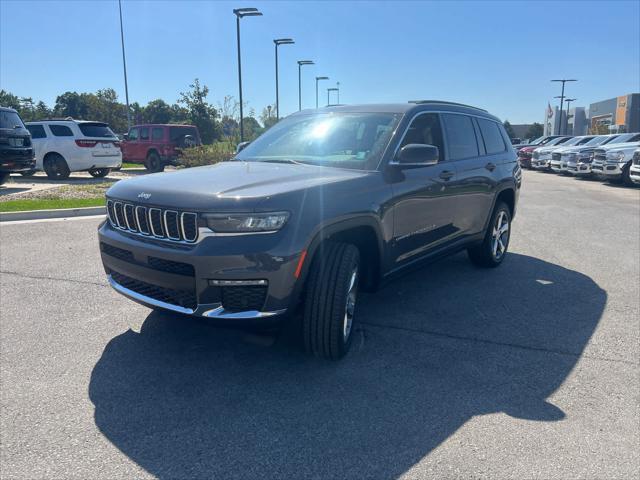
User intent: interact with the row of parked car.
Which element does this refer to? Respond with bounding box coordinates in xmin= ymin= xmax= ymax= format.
xmin=516 ymin=132 xmax=640 ymax=187
xmin=0 ymin=106 xmax=202 ymax=184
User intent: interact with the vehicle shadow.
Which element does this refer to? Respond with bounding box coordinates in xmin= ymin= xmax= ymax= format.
xmin=89 ymin=252 xmax=605 ymax=479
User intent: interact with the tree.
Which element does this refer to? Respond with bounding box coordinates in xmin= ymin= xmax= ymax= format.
xmin=260 ymin=104 xmax=278 ymax=129
xmin=179 ymin=79 xmax=221 ymax=144
xmin=143 ymin=99 xmax=172 ymax=124
xmin=242 ymin=116 xmax=262 ymax=140
xmin=0 ymin=90 xmax=21 ymax=110
xmin=503 ymin=120 xmax=516 ymax=139
xmin=525 ymin=122 xmax=543 ymax=140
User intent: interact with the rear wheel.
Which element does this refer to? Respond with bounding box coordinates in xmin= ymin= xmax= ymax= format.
xmin=468 ymin=202 xmax=511 ymax=268
xmin=303 ymin=242 xmax=360 ymax=360
xmin=44 ymin=154 xmax=70 ymax=180
xmin=145 ymin=152 xmax=164 ymax=173
xmin=0 ymin=172 xmax=10 ymax=185
xmin=88 ymin=168 xmax=111 ymax=178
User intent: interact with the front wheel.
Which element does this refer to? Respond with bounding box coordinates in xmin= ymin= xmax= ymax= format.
xmin=468 ymin=202 xmax=511 ymax=268
xmin=303 ymin=242 xmax=360 ymax=360
xmin=88 ymin=168 xmax=111 ymax=178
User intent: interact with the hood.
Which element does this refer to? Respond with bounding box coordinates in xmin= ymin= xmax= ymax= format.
xmin=106 ymin=161 xmax=369 ymax=211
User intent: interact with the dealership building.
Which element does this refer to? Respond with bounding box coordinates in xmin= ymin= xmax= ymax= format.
xmin=543 ymin=93 xmax=639 ymax=136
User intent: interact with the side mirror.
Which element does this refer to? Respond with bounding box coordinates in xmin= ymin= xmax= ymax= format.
xmin=236 ymin=141 xmax=250 ymax=153
xmin=395 ymin=144 xmax=439 ymax=167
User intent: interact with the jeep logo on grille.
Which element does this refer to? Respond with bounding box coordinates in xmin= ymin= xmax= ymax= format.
xmin=137 ymin=192 xmax=152 ymax=200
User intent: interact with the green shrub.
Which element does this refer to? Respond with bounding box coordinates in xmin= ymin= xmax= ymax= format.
xmin=178 ymin=142 xmax=235 ymax=168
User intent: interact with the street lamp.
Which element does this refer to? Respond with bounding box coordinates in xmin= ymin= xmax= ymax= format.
xmin=297 ymin=60 xmax=314 ymax=111
xmin=564 ymin=98 xmax=576 ymax=135
xmin=274 ymin=38 xmax=294 ymax=120
xmin=234 ymin=7 xmax=263 ymax=142
xmin=315 ymin=76 xmax=329 ymax=108
xmin=118 ymin=0 xmax=131 ymax=130
xmin=327 ymin=87 xmax=338 ymax=106
xmin=551 ymin=79 xmax=577 ymax=135
xmin=336 ymin=81 xmax=340 ymax=104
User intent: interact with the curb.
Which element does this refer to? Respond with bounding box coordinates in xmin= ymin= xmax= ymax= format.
xmin=0 ymin=206 xmax=106 ymax=222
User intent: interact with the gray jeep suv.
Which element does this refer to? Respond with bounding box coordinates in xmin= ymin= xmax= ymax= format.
xmin=98 ymin=101 xmax=521 ymax=359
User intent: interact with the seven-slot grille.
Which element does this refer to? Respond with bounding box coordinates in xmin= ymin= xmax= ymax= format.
xmin=106 ymin=199 xmax=198 ymax=243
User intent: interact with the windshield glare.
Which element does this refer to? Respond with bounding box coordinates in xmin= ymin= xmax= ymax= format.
xmin=235 ymin=112 xmax=400 ymax=170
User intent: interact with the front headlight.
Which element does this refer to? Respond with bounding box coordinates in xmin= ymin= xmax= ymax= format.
xmin=204 ymin=212 xmax=290 ymax=233
xmin=607 ymin=151 xmax=625 ymax=161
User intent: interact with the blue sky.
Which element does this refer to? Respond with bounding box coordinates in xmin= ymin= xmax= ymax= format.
xmin=1 ymin=0 xmax=639 ymax=124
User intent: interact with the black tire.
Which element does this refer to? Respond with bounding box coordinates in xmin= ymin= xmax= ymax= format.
xmin=145 ymin=152 xmax=164 ymax=173
xmin=43 ymin=154 xmax=70 ymax=180
xmin=468 ymin=202 xmax=511 ymax=268
xmin=0 ymin=172 xmax=10 ymax=185
xmin=20 ymin=170 xmax=36 ymax=177
xmin=622 ymin=164 xmax=634 ymax=187
xmin=303 ymin=242 xmax=360 ymax=360
xmin=88 ymin=168 xmax=111 ymax=178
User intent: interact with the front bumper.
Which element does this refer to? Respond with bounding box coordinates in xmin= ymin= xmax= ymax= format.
xmin=572 ymin=161 xmax=593 ymax=175
xmin=98 ymin=221 xmax=302 ymax=321
xmin=531 ymin=158 xmax=550 ymax=169
xmin=602 ymin=162 xmax=624 ymax=179
xmin=549 ymin=160 xmax=564 ymax=173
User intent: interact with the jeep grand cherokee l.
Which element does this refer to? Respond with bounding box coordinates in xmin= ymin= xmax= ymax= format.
xmin=0 ymin=107 xmax=35 ymax=185
xmin=99 ymin=101 xmax=520 ymax=359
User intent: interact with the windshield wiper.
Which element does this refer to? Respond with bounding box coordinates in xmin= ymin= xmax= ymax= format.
xmin=259 ymin=158 xmax=305 ymax=165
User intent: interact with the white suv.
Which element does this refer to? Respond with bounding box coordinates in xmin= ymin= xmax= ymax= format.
xmin=25 ymin=120 xmax=122 ymax=179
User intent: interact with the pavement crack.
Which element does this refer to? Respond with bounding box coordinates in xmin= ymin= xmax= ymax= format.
xmin=360 ymin=321 xmax=639 ymax=366
xmin=0 ymin=270 xmax=108 ymax=288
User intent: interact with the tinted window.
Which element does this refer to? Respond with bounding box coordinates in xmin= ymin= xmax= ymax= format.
xmin=26 ymin=125 xmax=47 ymax=139
xmin=78 ymin=122 xmax=115 ymax=138
xmin=0 ymin=111 xmax=25 ymax=129
xmin=477 ymin=119 xmax=506 ymax=154
xmin=128 ymin=128 xmax=139 ymax=140
xmin=140 ymin=127 xmax=149 ymax=140
xmin=442 ymin=114 xmax=479 ymax=160
xmin=152 ymin=127 xmax=164 ymax=140
xmin=169 ymin=126 xmax=199 ymax=143
xmin=49 ymin=125 xmax=74 ymax=137
xmin=400 ymin=113 xmax=445 ymax=158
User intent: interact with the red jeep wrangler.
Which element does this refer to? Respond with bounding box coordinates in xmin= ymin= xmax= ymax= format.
xmin=121 ymin=124 xmax=201 ymax=172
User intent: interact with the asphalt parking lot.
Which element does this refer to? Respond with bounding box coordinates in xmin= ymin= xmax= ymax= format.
xmin=1 ymin=171 xmax=638 ymax=479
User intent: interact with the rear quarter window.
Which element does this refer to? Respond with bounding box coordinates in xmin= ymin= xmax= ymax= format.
xmin=169 ymin=126 xmax=200 ymax=143
xmin=27 ymin=125 xmax=47 ymax=139
xmin=49 ymin=125 xmax=74 ymax=137
xmin=477 ymin=119 xmax=506 ymax=155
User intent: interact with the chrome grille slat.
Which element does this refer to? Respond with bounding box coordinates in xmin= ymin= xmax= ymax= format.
xmin=105 ymin=200 xmax=198 ymax=243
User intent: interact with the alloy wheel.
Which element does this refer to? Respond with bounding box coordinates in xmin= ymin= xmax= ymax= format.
xmin=343 ymin=267 xmax=358 ymax=341
xmin=491 ymin=211 xmax=509 ymax=260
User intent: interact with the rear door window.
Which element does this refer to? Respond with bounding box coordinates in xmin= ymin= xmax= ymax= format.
xmin=78 ymin=122 xmax=116 ymax=138
xmin=477 ymin=118 xmax=506 ymax=155
xmin=26 ymin=124 xmax=47 ymax=139
xmin=49 ymin=125 xmax=74 ymax=137
xmin=442 ymin=114 xmax=479 ymax=160
xmin=152 ymin=127 xmax=164 ymax=140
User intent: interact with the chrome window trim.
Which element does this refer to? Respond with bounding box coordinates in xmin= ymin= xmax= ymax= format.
xmin=135 ymin=206 xmax=150 ymax=235
xmin=164 ymin=210 xmax=181 ymax=240
xmin=180 ymin=212 xmax=198 ymax=243
xmin=149 ymin=208 xmax=164 ymax=237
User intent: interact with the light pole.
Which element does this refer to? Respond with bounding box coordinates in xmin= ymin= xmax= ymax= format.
xmin=564 ymin=98 xmax=576 ymax=135
xmin=315 ymin=76 xmax=329 ymax=108
xmin=551 ymin=79 xmax=577 ymax=135
xmin=234 ymin=7 xmax=263 ymax=142
xmin=336 ymin=81 xmax=340 ymax=104
xmin=297 ymin=60 xmax=314 ymax=111
xmin=274 ymin=38 xmax=294 ymax=120
xmin=327 ymin=87 xmax=338 ymax=106
xmin=118 ymin=0 xmax=131 ymax=130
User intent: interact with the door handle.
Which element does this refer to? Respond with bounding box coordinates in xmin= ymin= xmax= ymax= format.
xmin=439 ymin=170 xmax=454 ymax=181
xmin=485 ymin=162 xmax=496 ymax=171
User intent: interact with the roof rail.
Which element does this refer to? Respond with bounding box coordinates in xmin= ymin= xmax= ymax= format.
xmin=31 ymin=117 xmax=76 ymax=122
xmin=408 ymin=100 xmax=488 ymax=113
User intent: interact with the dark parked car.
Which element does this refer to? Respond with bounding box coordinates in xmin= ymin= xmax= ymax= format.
xmin=120 ymin=124 xmax=202 ymax=172
xmin=99 ymin=101 xmax=521 ymax=359
xmin=0 ymin=107 xmax=35 ymax=185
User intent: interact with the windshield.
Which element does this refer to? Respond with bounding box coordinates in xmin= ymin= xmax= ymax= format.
xmin=0 ymin=110 xmax=25 ymax=130
xmin=605 ymin=133 xmax=637 ymax=145
xmin=235 ymin=112 xmax=401 ymax=170
xmin=78 ymin=122 xmax=116 ymax=138
xmin=558 ymin=137 xmax=583 ymax=147
xmin=546 ymin=137 xmax=571 ymax=146
xmin=583 ymin=135 xmax=610 ymax=146
xmin=530 ymin=136 xmax=546 ymax=145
